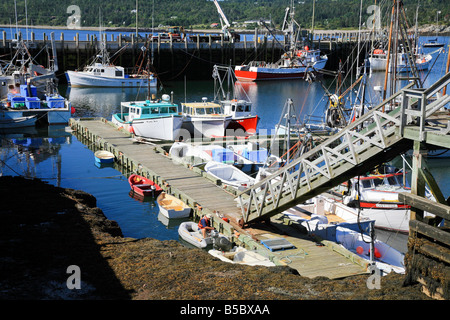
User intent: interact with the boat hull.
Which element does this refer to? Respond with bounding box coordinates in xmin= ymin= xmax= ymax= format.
xmin=128 ymin=174 xmax=163 ymax=197
xmin=226 ymin=115 xmax=259 ymax=134
xmin=205 ymin=161 xmax=255 ymax=191
xmin=157 ymin=192 xmax=192 ymax=219
xmin=94 ymin=150 xmax=115 ymax=164
xmin=178 ymin=221 xmax=213 ymax=248
xmin=132 ymin=115 xmax=183 ymax=141
xmin=182 ymin=117 xmax=231 ymax=138
xmin=66 ymin=71 xmax=157 ymax=88
xmin=235 ymin=59 xmax=327 ymax=82
xmin=112 ymin=114 xmax=183 ymax=141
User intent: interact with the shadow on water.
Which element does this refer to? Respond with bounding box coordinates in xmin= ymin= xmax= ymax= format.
xmin=0 ymin=176 xmax=132 ymax=299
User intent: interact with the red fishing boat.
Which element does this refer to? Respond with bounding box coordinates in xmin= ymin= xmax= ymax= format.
xmin=128 ymin=174 xmax=163 ymax=197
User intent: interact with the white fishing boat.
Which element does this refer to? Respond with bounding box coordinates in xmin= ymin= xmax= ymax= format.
xmin=181 ymin=98 xmax=232 ymax=138
xmin=65 ymin=36 xmax=156 ymax=88
xmin=66 ymin=63 xmax=156 ymax=88
xmin=369 ymin=48 xmax=434 ymax=73
xmin=208 ymin=246 xmax=276 ymax=267
xmin=282 ymin=195 xmax=406 ymax=274
xmin=111 ymin=94 xmax=183 ymax=141
xmin=204 ymin=161 xmax=255 ymax=191
xmin=157 ymin=192 xmax=192 ymax=219
xmin=339 ymin=165 xmax=436 ymax=234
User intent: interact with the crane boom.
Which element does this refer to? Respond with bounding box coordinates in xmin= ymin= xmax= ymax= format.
xmin=213 ymin=0 xmax=230 ymax=28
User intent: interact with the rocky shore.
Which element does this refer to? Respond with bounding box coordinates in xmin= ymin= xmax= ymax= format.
xmin=0 ymin=176 xmax=431 ymax=301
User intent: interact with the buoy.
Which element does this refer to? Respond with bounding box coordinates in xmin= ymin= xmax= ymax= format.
xmin=368 ymin=247 xmax=382 ymax=259
xmin=71 ymin=106 xmax=76 ymax=114
xmin=128 ymin=126 xmax=135 ymax=134
xmin=356 ymin=246 xmax=364 ymax=254
xmin=304 ymin=46 xmax=309 ymax=51
xmin=374 ymin=247 xmax=381 ymax=259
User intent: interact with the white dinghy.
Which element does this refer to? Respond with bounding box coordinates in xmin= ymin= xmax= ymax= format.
xmin=204 ymin=161 xmax=255 ymax=191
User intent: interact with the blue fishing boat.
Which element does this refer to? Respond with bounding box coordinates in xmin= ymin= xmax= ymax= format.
xmin=111 ymin=94 xmax=183 ymax=141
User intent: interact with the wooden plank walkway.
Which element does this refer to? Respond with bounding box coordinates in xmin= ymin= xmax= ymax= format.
xmin=70 ymin=118 xmax=369 ymax=279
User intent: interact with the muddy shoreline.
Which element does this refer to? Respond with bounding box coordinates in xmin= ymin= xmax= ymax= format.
xmin=0 ymin=176 xmax=431 ymax=301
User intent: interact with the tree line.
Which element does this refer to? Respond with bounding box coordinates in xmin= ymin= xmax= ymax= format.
xmin=0 ymin=0 xmax=447 ymax=31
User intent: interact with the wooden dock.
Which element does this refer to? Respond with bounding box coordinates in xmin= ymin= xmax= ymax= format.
xmin=69 ymin=117 xmax=369 ymax=279
xmin=0 ymin=29 xmax=371 ymax=81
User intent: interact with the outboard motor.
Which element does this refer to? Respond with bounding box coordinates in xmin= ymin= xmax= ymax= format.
xmin=211 ymin=230 xmax=232 ymax=251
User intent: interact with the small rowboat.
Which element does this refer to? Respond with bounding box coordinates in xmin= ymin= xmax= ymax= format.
xmin=157 ymin=192 xmax=192 ymax=219
xmin=128 ymin=174 xmax=163 ymax=197
xmin=94 ymin=150 xmax=115 ymax=164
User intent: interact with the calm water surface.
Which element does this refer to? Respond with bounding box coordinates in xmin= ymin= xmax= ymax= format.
xmin=1 ymin=36 xmax=449 ymax=241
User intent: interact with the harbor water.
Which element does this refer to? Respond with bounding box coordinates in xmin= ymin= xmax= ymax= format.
xmin=1 ymin=35 xmax=449 ymax=251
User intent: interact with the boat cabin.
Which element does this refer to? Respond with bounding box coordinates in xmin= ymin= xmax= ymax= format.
xmin=355 ymin=172 xmax=407 ymax=191
xmin=83 ymin=63 xmax=126 ymax=78
xmin=181 ymin=99 xmax=224 ymax=117
xmin=221 ymin=99 xmax=253 ymax=118
xmin=120 ymin=94 xmax=179 ymax=122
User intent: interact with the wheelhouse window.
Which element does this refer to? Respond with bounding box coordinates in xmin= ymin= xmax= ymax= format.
xmin=195 ymin=108 xmax=206 ymax=115
xmin=115 ymin=71 xmax=123 ymax=77
xmin=160 ymin=107 xmax=168 ymax=114
xmin=169 ymin=106 xmax=177 ymax=113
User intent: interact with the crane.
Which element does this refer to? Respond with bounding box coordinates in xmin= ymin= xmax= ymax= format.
xmin=213 ymin=0 xmax=236 ymax=42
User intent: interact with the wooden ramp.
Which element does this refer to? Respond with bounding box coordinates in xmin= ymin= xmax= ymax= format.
xmin=70 ymin=118 xmax=369 ymax=278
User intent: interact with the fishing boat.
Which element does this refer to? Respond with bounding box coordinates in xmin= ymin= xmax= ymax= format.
xmin=235 ymin=47 xmax=328 ymax=82
xmin=234 ymin=3 xmax=327 ymax=82
xmin=181 ymin=98 xmax=232 ymax=138
xmin=1 ymin=86 xmax=73 ymax=126
xmin=282 ymin=195 xmax=406 ymax=274
xmin=204 ymin=161 xmax=255 ymax=191
xmin=94 ymin=150 xmax=115 ymax=164
xmin=0 ymin=114 xmax=37 ymax=129
xmin=423 ymin=38 xmax=444 ymax=48
xmin=0 ymin=34 xmax=59 ymax=99
xmin=208 ymin=246 xmax=276 ymax=266
xmin=178 ymin=221 xmax=214 ymax=248
xmin=66 ymin=63 xmax=156 ymax=88
xmin=157 ymin=192 xmax=192 ymax=219
xmin=65 ymin=35 xmax=156 ymax=88
xmin=111 ymin=94 xmax=183 ymax=141
xmin=212 ymin=65 xmax=259 ymax=134
xmin=369 ymin=49 xmax=433 ymax=72
xmin=128 ymin=174 xmax=163 ymax=197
